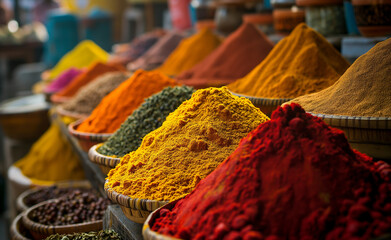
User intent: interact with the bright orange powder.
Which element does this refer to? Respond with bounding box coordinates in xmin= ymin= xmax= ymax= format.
xmin=76 ymin=70 xmax=179 ymax=133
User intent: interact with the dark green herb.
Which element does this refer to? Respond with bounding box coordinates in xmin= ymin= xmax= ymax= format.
xmin=45 ymin=229 xmax=121 ymax=240
xmin=97 ymin=86 xmax=195 ymax=157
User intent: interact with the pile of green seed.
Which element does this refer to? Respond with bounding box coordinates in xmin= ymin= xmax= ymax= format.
xmin=97 ymin=86 xmax=195 ymax=157
xmin=45 ymin=229 xmax=121 ymax=240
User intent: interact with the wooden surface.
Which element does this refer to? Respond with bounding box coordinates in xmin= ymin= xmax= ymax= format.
xmin=103 ymin=205 xmax=143 ymax=240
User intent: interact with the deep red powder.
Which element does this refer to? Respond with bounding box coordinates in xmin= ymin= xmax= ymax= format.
xmin=176 ymin=23 xmax=274 ymax=89
xmin=151 ymin=103 xmax=391 ymax=240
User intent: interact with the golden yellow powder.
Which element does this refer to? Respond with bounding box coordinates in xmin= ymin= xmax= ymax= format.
xmin=14 ymin=122 xmax=85 ymax=185
xmin=106 ymin=87 xmax=269 ymax=201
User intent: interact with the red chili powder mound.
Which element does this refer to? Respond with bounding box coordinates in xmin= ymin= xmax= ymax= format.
xmin=176 ymin=23 xmax=274 ymax=89
xmin=151 ymin=103 xmax=391 ymax=240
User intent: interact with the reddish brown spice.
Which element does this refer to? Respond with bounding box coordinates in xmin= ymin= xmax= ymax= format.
xmin=54 ymin=62 xmax=126 ymax=98
xmin=151 ymin=103 xmax=391 ymax=240
xmin=176 ymin=23 xmax=274 ymax=89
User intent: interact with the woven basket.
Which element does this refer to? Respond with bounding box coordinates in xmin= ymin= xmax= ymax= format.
xmin=230 ymin=92 xmax=291 ymax=117
xmin=311 ymin=113 xmax=391 ymax=160
xmin=68 ymin=119 xmax=112 ymax=152
xmin=143 ymin=200 xmax=181 ymax=240
xmin=88 ymin=144 xmax=121 ymax=175
xmin=10 ymin=213 xmax=32 ymax=240
xmin=104 ymin=180 xmax=169 ymax=224
xmin=16 ymin=180 xmax=91 ymax=213
xmin=22 ymin=199 xmax=102 ymax=240
xmin=56 ymin=105 xmax=89 ymax=121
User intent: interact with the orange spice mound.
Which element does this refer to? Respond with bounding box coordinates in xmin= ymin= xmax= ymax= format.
xmin=54 ymin=62 xmax=126 ymax=98
xmin=76 ymin=70 xmax=179 ymax=133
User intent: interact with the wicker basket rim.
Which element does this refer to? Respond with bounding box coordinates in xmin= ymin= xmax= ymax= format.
xmin=143 ymin=200 xmax=182 ymax=240
xmin=56 ymin=105 xmax=89 ymax=120
xmin=10 ymin=213 xmax=30 ymax=240
xmin=68 ymin=119 xmax=113 ymax=138
xmin=104 ymin=180 xmax=169 ymax=209
xmin=22 ymin=199 xmax=102 ymax=233
xmin=88 ymin=144 xmax=121 ymax=166
xmin=17 ymin=180 xmax=92 ymax=211
xmin=310 ymin=112 xmax=391 ymax=129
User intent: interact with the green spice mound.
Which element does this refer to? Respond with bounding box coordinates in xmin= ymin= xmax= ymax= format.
xmin=98 ymin=86 xmax=195 ymax=157
xmin=45 ymin=229 xmax=121 ymax=240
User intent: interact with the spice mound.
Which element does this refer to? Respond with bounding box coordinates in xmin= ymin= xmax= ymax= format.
xmin=44 ymin=68 xmax=83 ymax=94
xmin=45 ymin=229 xmax=121 ymax=240
xmin=31 ymin=189 xmax=110 ymax=225
xmin=177 ymin=23 xmax=274 ymax=88
xmin=128 ymin=32 xmax=184 ymax=71
xmin=24 ymin=185 xmax=87 ymax=208
xmin=155 ymin=28 xmax=221 ymax=77
xmin=76 ymin=70 xmax=178 ymax=134
xmin=151 ymin=103 xmax=391 ymax=240
xmin=109 ymin=29 xmax=166 ymax=65
xmin=61 ymin=72 xmax=130 ymax=115
xmin=228 ymin=23 xmax=350 ymax=98
xmin=98 ymin=86 xmax=195 ymax=157
xmin=288 ymin=37 xmax=391 ymax=118
xmin=54 ymin=62 xmax=126 ymax=99
xmin=48 ymin=40 xmax=109 ymax=81
xmin=13 ymin=123 xmax=85 ymax=185
xmin=106 ymin=87 xmax=269 ymax=201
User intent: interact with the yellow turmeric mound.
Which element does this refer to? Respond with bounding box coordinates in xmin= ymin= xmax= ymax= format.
xmin=106 ymin=87 xmax=269 ymax=201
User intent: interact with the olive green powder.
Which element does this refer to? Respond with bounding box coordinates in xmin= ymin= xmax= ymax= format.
xmin=45 ymin=229 xmax=121 ymax=240
xmin=97 ymin=86 xmax=195 ymax=157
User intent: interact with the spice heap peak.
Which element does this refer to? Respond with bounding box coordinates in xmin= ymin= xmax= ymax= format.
xmin=152 ymin=103 xmax=391 ymax=240
xmin=289 ymin=37 xmax=391 ymax=117
xmin=77 ymin=70 xmax=178 ymax=134
xmin=176 ymin=23 xmax=274 ymax=88
xmin=106 ymin=87 xmax=269 ymax=201
xmin=98 ymin=86 xmax=195 ymax=157
xmin=228 ymin=23 xmax=350 ymax=98
xmin=155 ymin=28 xmax=221 ymax=76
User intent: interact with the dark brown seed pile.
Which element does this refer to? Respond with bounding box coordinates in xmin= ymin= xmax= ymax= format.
xmin=24 ymin=186 xmax=87 ymax=208
xmin=31 ymin=190 xmax=110 ymax=225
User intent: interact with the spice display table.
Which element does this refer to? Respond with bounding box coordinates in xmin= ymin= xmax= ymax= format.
xmin=103 ymin=205 xmax=143 ymax=240
xmin=52 ymin=113 xmax=105 ymax=196
xmin=53 ymin=113 xmax=143 ymax=239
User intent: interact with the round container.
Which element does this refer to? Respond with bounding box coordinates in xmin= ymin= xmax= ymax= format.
xmin=143 ymin=200 xmax=181 ymax=240
xmin=16 ymin=180 xmax=91 ymax=213
xmin=215 ymin=4 xmax=245 ymax=35
xmin=56 ymin=105 xmax=89 ymax=122
xmin=104 ymin=180 xmax=168 ymax=224
xmin=68 ymin=119 xmax=112 ymax=152
xmin=230 ymin=92 xmax=291 ymax=117
xmin=88 ymin=144 xmax=121 ymax=175
xmin=352 ymin=0 xmax=391 ymax=37
xmin=191 ymin=0 xmax=217 ymax=21
xmin=10 ymin=213 xmax=33 ymax=240
xmin=271 ymin=0 xmax=296 ymax=8
xmin=0 ymin=94 xmax=50 ymax=141
xmin=273 ymin=7 xmax=305 ymax=34
xmin=310 ymin=113 xmax=391 ymax=160
xmin=22 ymin=199 xmax=102 ymax=240
xmin=243 ymin=12 xmax=274 ymax=34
